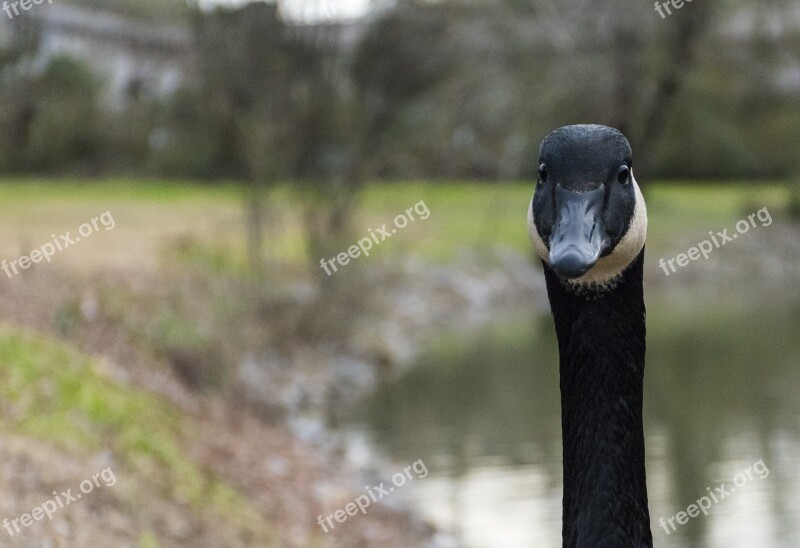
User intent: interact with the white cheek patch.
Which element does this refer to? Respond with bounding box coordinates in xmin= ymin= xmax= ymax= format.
xmin=527 ymin=195 xmax=550 ymax=262
xmin=528 ymin=173 xmax=648 ymax=287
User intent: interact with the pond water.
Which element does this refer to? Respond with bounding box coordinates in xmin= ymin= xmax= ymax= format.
xmin=345 ymin=291 xmax=800 ymax=547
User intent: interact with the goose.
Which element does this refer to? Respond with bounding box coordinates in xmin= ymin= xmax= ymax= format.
xmin=528 ymin=124 xmax=652 ymax=547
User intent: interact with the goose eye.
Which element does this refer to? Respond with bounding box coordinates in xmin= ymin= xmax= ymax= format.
xmin=616 ymin=165 xmax=630 ymax=185
xmin=538 ymin=163 xmax=547 ymax=184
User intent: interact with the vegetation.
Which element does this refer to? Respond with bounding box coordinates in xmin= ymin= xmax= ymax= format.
xmin=0 ymin=326 xmax=271 ymax=543
xmin=0 ymin=0 xmax=795 ymax=277
xmin=0 ymin=179 xmax=792 ymax=266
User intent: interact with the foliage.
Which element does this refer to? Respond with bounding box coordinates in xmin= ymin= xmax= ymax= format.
xmin=350 ymin=0 xmax=800 ymax=180
xmin=0 ymin=19 xmax=103 ymax=173
xmin=20 ymin=56 xmax=104 ymax=172
xmin=0 ymin=0 xmax=798 ymax=182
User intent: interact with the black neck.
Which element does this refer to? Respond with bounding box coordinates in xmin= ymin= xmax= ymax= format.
xmin=543 ymin=250 xmax=652 ymax=548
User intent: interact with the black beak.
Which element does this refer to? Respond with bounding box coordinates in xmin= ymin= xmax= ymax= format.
xmin=548 ymin=184 xmax=608 ymax=279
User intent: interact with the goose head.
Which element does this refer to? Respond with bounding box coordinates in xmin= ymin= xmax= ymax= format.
xmin=528 ymin=124 xmax=647 ymax=286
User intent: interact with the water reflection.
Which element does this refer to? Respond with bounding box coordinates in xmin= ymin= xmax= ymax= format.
xmin=347 ymin=297 xmax=800 ymax=547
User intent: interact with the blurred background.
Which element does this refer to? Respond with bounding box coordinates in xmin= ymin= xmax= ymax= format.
xmin=0 ymin=0 xmax=798 ymax=546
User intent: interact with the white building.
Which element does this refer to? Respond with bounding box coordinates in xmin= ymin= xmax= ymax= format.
xmin=28 ymin=4 xmax=192 ymax=107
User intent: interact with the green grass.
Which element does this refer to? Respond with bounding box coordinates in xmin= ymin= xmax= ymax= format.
xmin=0 ymin=179 xmax=247 ymax=272
xmin=266 ymin=179 xmax=794 ymax=263
xmin=355 ymin=180 xmax=792 ymax=261
xmin=0 ymin=178 xmax=792 ymax=269
xmin=643 ymin=181 xmax=790 ymax=251
xmin=0 ymin=325 xmax=262 ymax=534
xmin=356 ymin=182 xmax=532 ymax=260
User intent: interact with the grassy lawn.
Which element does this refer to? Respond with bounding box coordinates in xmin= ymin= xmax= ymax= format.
xmin=0 ymin=179 xmax=245 ymax=273
xmin=0 ymin=179 xmax=792 ymax=272
xmin=358 ymin=180 xmax=792 ymax=259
